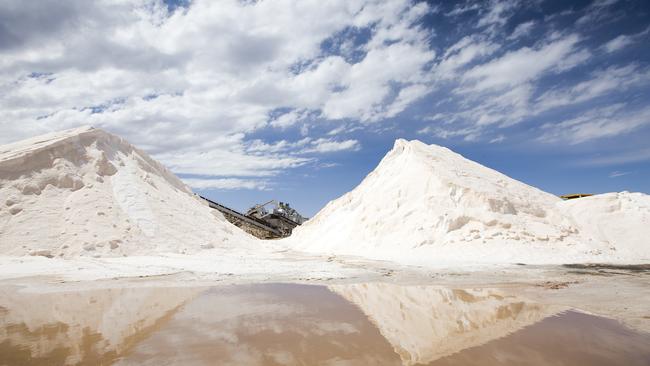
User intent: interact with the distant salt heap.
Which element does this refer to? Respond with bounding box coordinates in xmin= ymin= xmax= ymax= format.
xmin=559 ymin=192 xmax=650 ymax=260
xmin=287 ymin=139 xmax=649 ymax=264
xmin=0 ymin=126 xmax=253 ymax=257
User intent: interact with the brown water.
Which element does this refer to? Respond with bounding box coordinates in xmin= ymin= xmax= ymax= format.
xmin=0 ymin=283 xmax=648 ymax=366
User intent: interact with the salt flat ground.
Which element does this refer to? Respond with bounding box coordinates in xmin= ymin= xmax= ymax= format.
xmin=1 ymin=249 xmax=648 ymax=335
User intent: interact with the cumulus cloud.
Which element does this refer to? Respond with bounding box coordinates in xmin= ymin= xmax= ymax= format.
xmin=2 ymin=0 xmax=649 ymax=188
xmin=269 ymin=110 xmax=310 ymax=129
xmin=0 ymin=0 xmax=434 ymax=183
xmin=182 ymin=177 xmax=270 ymax=190
xmin=157 ymin=146 xmax=312 ymax=177
xmin=302 ymin=138 xmax=361 ymax=153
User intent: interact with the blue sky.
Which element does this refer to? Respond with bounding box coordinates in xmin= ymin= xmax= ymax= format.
xmin=1 ymin=0 xmax=649 ymax=216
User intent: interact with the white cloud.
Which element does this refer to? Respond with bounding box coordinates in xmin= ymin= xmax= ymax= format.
xmin=326 ymin=125 xmax=348 ymax=136
xmin=507 ymin=21 xmax=536 ymax=40
xmin=461 ymin=34 xmax=584 ymax=92
xmin=418 ymin=125 xmax=482 ymax=142
xmin=244 ymin=136 xmax=359 ymax=155
xmin=0 ymin=0 xmax=434 ymax=178
xmin=603 ymin=35 xmax=634 ymax=53
xmin=489 ymin=135 xmax=506 ymax=143
xmin=576 ymin=0 xmax=621 ymax=26
xmin=383 ymin=84 xmax=431 ymax=119
xmin=539 ymin=104 xmax=650 ymax=144
xmin=446 ymin=3 xmax=481 ymax=17
xmin=157 ymin=146 xmax=312 ymax=177
xmin=477 ymin=0 xmax=520 ymax=28
xmin=320 ymin=42 xmax=435 ymax=122
xmin=421 ymin=31 xmax=600 ymax=140
xmin=535 ymin=64 xmax=650 ymax=111
xmin=317 ymin=162 xmax=340 ymax=169
xmin=581 ymin=148 xmax=650 ymax=166
xmin=303 ymin=138 xmax=361 ymax=153
xmin=182 ymin=177 xmax=270 ymax=190
xmin=3 ymin=0 xmax=648 ymax=175
xmin=246 ymin=138 xmax=311 ymax=154
xmin=269 ymin=109 xmax=309 ymax=129
xmin=602 ymin=26 xmax=649 ymax=53
xmin=244 ymin=136 xmax=360 ymax=155
xmin=608 ymin=171 xmax=631 ymax=178
xmin=326 ymin=124 xmax=362 ymax=136
xmin=437 ymin=36 xmax=498 ymax=78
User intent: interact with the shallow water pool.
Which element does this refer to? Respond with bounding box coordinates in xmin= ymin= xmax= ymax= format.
xmin=0 ymin=282 xmax=648 ymax=365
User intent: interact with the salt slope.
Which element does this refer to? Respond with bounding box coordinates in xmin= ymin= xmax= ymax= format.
xmin=0 ymin=126 xmax=254 ymax=257
xmin=287 ymin=139 xmax=619 ymax=264
xmin=559 ymin=192 xmax=650 ymax=261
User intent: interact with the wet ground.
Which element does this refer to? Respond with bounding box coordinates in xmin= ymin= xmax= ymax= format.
xmin=1 ymin=280 xmax=649 ymax=366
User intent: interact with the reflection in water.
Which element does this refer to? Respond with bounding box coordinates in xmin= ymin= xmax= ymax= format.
xmin=0 ymin=283 xmax=648 ymax=366
xmin=328 ymin=283 xmax=560 ymax=365
xmin=0 ymin=286 xmax=200 ymax=365
xmin=116 ymin=284 xmax=401 ymax=365
xmin=430 ymin=310 xmax=650 ymax=366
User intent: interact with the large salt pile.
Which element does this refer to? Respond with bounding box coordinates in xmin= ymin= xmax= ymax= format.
xmin=287 ymin=139 xmax=648 ymax=264
xmin=0 ymin=126 xmax=253 ymax=257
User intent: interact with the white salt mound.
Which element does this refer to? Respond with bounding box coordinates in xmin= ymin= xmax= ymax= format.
xmin=2 ymin=129 xmax=647 ymax=265
xmin=287 ymin=139 xmax=649 ymax=264
xmin=559 ymin=192 xmax=650 ymax=260
xmin=0 ymin=126 xmax=254 ymax=257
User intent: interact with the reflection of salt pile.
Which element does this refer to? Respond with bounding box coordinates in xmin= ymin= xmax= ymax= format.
xmin=116 ymin=284 xmax=405 ymax=365
xmin=288 ymin=139 xmax=648 ymax=264
xmin=329 ymin=283 xmax=559 ymax=365
xmin=0 ymin=126 xmax=254 ymax=257
xmin=0 ymin=286 xmax=200 ymax=365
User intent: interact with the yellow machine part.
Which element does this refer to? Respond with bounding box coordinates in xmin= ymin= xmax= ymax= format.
xmin=560 ymin=193 xmax=594 ymax=200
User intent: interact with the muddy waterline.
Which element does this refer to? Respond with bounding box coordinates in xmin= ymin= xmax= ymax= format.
xmin=1 ymin=282 xmax=648 ymax=365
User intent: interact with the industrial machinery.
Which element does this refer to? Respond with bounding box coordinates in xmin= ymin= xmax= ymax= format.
xmin=560 ymin=193 xmax=593 ymax=200
xmin=199 ymin=195 xmax=307 ymax=239
xmin=246 ymin=200 xmax=307 ymax=236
